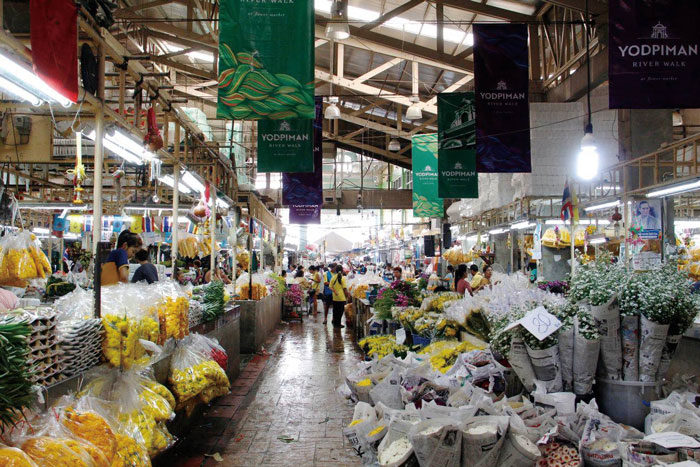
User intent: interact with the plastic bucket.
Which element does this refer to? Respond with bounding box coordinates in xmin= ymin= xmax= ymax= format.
xmin=594 ymin=378 xmax=662 ymax=430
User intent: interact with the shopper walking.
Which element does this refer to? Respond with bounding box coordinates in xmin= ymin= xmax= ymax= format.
xmin=322 ymin=264 xmax=334 ymax=324
xmin=329 ymin=264 xmax=349 ymax=329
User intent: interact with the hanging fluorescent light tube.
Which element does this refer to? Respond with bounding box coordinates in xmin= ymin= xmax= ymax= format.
xmin=584 ymin=199 xmax=620 ymax=212
xmin=674 ymin=220 xmax=700 ymax=229
xmin=158 ymin=175 xmax=191 ymax=194
xmin=106 ymin=129 xmax=156 ymax=162
xmin=84 ymin=130 xmax=143 ymax=165
xmin=489 ymin=227 xmax=510 ymax=235
xmin=510 ymin=221 xmax=535 ymax=230
xmin=546 ymin=219 xmax=565 ymax=225
xmin=588 ymin=236 xmax=607 ymax=245
xmin=216 ymin=197 xmax=230 ymax=209
xmin=20 ymin=203 xmax=88 ymax=211
xmin=580 ymin=219 xmax=611 ymax=226
xmin=0 ymin=76 xmax=41 ymax=106
xmin=647 ymin=179 xmax=700 ymax=198
xmin=0 ymin=51 xmax=72 ymax=107
xmin=32 ymin=227 xmax=50 ymax=234
xmin=181 ymin=171 xmax=205 ymax=193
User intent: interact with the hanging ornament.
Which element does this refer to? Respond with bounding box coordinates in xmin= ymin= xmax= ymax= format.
xmin=144 ymin=106 xmax=163 ymax=151
xmin=67 ymin=133 xmax=86 ymax=204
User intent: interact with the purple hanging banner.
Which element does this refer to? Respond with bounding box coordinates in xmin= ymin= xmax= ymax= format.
xmin=283 ymin=96 xmax=322 ymax=224
xmin=474 ymin=24 xmax=531 ymax=173
xmin=609 ymin=0 xmax=700 ymax=109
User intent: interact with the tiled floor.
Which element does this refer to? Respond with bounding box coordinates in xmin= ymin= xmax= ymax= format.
xmin=163 ymin=311 xmax=363 ymax=466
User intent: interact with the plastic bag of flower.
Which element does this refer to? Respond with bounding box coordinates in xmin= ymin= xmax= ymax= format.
xmin=168 ymin=333 xmax=230 ymax=410
xmin=0 ymin=231 xmax=51 ymax=284
xmin=577 ymin=400 xmax=643 ymax=466
xmin=149 ymin=280 xmax=190 ymax=341
xmin=407 ymin=418 xmax=461 ymax=467
xmin=234 ymin=272 xmax=268 ymax=300
xmin=79 ymin=368 xmax=175 ymax=458
xmin=0 ymin=443 xmax=38 ymax=467
xmin=69 ymin=396 xmax=152 ymax=467
xmin=8 ymin=406 xmax=110 ymax=467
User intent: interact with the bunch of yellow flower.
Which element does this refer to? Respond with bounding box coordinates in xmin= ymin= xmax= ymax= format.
xmin=111 ymin=433 xmax=151 ymax=467
xmin=102 ymin=314 xmax=141 ymax=369
xmin=419 ymin=341 xmax=485 ymax=373
xmin=238 ymin=282 xmax=268 ymax=300
xmin=169 ymin=360 xmax=230 ymax=408
xmin=236 ymin=249 xmax=250 ymax=270
xmin=443 ymin=246 xmax=474 ymax=266
xmin=358 ymin=335 xmax=408 ymax=360
xmin=351 ymin=284 xmax=369 ymax=299
xmin=154 ymin=296 xmax=189 ymax=341
xmin=422 ymin=293 xmax=461 ymax=312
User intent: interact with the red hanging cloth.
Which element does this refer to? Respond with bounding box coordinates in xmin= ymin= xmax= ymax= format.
xmin=30 ymin=0 xmax=78 ymax=103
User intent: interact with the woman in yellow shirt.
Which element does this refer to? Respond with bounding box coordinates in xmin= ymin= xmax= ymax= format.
xmin=329 ymin=264 xmax=350 ymax=329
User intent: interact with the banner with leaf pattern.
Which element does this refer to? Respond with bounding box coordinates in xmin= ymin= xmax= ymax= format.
xmin=217 ymin=0 xmax=314 ymax=120
xmin=412 ymin=134 xmax=444 ymax=218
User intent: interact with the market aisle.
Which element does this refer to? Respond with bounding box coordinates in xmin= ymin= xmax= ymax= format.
xmin=167 ymin=314 xmax=363 ymax=467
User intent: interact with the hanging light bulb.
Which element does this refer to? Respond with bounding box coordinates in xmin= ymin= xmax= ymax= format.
xmin=325 ymin=0 xmax=350 ymax=40
xmin=406 ymin=96 xmax=422 ymax=120
xmin=324 ymin=96 xmax=340 ymax=119
xmin=576 ymin=123 xmax=599 ymax=181
xmin=388 ymin=138 xmax=401 ymax=152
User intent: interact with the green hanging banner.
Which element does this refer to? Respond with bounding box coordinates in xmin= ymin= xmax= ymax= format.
xmin=217 ymin=0 xmax=315 ymax=120
xmin=257 ymin=119 xmax=313 ymax=173
xmin=437 ymin=92 xmax=478 ymax=199
xmin=412 ymin=134 xmax=444 ymax=218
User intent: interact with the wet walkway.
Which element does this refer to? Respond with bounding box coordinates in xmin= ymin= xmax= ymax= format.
xmin=165 ymin=314 xmax=363 ymax=466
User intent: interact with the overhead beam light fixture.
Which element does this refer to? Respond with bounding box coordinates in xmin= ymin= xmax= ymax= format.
xmin=388 ymin=138 xmax=401 ymax=152
xmin=181 ymin=171 xmax=205 ymax=193
xmin=0 ymin=51 xmax=72 ymax=107
xmin=584 ymin=199 xmax=620 ymax=212
xmin=325 ymin=0 xmax=350 ymax=40
xmin=647 ymin=178 xmax=700 ymax=198
xmin=511 ymin=221 xmax=535 ymax=230
xmin=324 ymin=96 xmax=340 ymax=119
xmin=158 ymin=175 xmax=191 ymax=194
xmin=83 ymin=126 xmax=156 ymax=166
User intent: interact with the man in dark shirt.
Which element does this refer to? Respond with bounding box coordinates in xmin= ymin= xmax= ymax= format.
xmin=131 ymin=249 xmax=159 ymax=284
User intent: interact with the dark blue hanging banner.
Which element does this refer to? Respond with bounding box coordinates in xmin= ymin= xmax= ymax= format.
xmin=474 ymin=23 xmax=531 ymax=173
xmin=282 ymin=97 xmax=323 ymax=224
xmin=609 ymin=0 xmax=700 ymax=109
